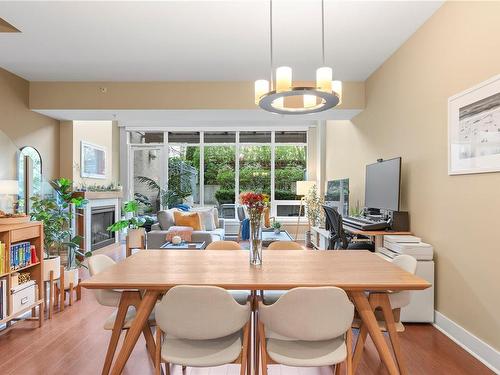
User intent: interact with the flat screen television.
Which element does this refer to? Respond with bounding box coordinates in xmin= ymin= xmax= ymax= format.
xmin=325 ymin=178 xmax=349 ymax=217
xmin=365 ymin=157 xmax=401 ymax=212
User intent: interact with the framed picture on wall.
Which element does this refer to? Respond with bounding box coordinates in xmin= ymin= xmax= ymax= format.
xmin=448 ymin=74 xmax=500 ymax=175
xmin=81 ymin=141 xmax=106 ymax=179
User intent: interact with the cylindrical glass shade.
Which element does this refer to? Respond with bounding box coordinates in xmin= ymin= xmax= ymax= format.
xmin=276 ymin=66 xmax=292 ymax=93
xmin=332 ymin=80 xmax=342 ymax=104
xmin=303 ymin=94 xmax=317 ymax=108
xmin=254 ymin=79 xmax=270 ymax=104
xmin=316 ymin=67 xmax=332 ymax=92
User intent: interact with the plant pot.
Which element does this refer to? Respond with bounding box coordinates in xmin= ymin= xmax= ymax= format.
xmin=64 ymin=268 xmax=80 ymax=290
xmin=274 ymin=228 xmax=281 ymax=235
xmin=128 ymin=227 xmax=146 ymax=248
xmin=43 ymin=256 xmax=61 ymax=282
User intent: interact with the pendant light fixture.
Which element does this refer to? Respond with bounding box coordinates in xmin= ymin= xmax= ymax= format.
xmin=254 ymin=0 xmax=342 ymax=115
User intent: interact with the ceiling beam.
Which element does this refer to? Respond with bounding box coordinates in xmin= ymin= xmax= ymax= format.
xmin=29 ymin=80 xmax=365 ymax=111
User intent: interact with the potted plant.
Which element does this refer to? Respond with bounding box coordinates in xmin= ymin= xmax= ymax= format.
xmin=30 ymin=178 xmax=92 ymax=289
xmin=107 ymin=200 xmax=146 ymax=245
xmin=304 ymin=184 xmax=324 ymax=247
xmin=272 ymin=220 xmax=282 ymax=234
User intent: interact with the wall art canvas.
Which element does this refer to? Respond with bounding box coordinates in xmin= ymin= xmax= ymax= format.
xmin=449 ymin=74 xmax=500 ymax=175
xmin=81 ymin=141 xmax=106 ymax=179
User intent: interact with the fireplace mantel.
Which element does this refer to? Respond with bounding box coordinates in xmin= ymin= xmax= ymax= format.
xmin=73 ymin=191 xmax=123 ymax=200
xmin=75 ymin=193 xmax=122 ymax=252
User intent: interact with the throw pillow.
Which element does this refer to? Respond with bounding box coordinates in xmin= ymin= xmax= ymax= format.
xmin=157 ymin=208 xmax=178 ymax=230
xmin=263 ymin=207 xmax=271 ymax=228
xmin=191 ymin=208 xmax=216 ymax=231
xmin=173 ymin=211 xmax=202 ymax=230
xmin=165 ymin=226 xmax=193 ymax=242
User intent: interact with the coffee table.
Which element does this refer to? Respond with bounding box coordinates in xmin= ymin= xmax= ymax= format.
xmin=160 ymin=241 xmax=206 ymax=250
xmin=261 ymin=229 xmax=293 ymax=247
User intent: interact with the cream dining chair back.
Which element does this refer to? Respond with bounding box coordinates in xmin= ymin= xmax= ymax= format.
xmin=267 ymin=241 xmax=304 ymax=250
xmin=262 ymin=241 xmax=304 ymax=304
xmin=388 ymin=254 xmax=417 ymax=310
xmin=154 ymin=285 xmax=251 ymax=375
xmin=88 ymin=254 xmax=121 ymax=307
xmin=205 ymin=240 xmax=242 ymax=250
xmin=258 ymin=287 xmax=354 ymax=374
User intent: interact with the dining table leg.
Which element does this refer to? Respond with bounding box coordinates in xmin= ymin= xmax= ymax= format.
xmin=110 ymin=290 xmax=161 ymax=375
xmin=350 ymin=291 xmax=400 ymax=375
xmin=102 ymin=291 xmax=137 ymax=375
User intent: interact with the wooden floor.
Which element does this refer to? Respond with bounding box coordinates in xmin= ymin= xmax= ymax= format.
xmin=0 ymin=244 xmax=493 ymax=375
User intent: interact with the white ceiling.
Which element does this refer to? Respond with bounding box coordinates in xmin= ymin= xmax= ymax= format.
xmin=0 ymin=0 xmax=443 ymax=82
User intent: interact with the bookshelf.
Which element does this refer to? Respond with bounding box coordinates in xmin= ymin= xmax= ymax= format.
xmin=0 ymin=221 xmax=44 ymax=328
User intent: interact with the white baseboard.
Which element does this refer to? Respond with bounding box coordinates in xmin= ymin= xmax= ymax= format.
xmin=433 ymin=311 xmax=500 ymax=374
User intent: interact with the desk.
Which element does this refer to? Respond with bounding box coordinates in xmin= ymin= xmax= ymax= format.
xmin=311 ymin=225 xmax=412 ymax=250
xmin=343 ymin=225 xmax=412 ymax=250
xmin=82 ymin=250 xmax=430 ymax=375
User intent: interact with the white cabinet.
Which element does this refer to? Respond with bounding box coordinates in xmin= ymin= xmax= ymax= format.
xmin=378 ymin=252 xmax=435 ymax=323
xmin=310 ymin=226 xmax=330 ymax=250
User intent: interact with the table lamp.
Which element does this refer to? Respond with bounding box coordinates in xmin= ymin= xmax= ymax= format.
xmin=0 ymin=179 xmax=19 ymax=213
xmin=295 ymin=180 xmax=317 ymax=240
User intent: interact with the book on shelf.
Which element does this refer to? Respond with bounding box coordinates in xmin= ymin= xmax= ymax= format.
xmin=0 ymin=241 xmax=5 ymax=275
xmin=0 ymin=278 xmax=7 ymax=319
xmin=10 ymin=241 xmax=33 ymax=271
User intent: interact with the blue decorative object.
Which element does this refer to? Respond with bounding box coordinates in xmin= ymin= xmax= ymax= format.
xmin=173 ymin=204 xmax=191 ymax=212
xmin=241 ymin=218 xmax=250 ymax=241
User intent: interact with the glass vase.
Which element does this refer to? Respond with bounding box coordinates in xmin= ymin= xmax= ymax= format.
xmin=249 ymin=215 xmax=263 ymax=266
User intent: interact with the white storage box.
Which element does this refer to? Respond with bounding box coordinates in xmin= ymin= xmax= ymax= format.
xmin=11 ymin=280 xmax=36 ymax=314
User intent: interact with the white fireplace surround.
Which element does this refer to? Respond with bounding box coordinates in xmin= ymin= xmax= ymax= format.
xmin=82 ymin=198 xmax=121 ymax=252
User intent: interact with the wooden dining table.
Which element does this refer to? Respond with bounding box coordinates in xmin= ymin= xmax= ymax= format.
xmin=81 ymin=250 xmax=430 ymax=375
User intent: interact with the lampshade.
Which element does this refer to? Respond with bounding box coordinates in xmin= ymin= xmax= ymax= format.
xmin=332 ymin=80 xmax=342 ymax=104
xmin=316 ymin=67 xmax=332 ymax=92
xmin=0 ymin=180 xmax=19 ymax=195
xmin=296 ymin=180 xmax=316 ymax=196
xmin=254 ymin=79 xmax=270 ymax=104
xmin=276 ymin=66 xmax=292 ymax=93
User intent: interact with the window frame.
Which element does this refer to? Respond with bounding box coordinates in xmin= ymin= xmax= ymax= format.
xmin=127 ymin=130 xmax=308 ymax=221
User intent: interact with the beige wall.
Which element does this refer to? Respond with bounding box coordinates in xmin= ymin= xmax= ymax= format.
xmin=0 ymin=68 xmax=60 ymax=179
xmin=326 ymin=1 xmax=500 ymax=349
xmin=59 ymin=121 xmax=115 ymax=187
xmin=29 ymin=80 xmax=365 ymax=111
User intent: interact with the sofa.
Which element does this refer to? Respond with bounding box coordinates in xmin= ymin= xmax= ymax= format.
xmin=147 ymin=207 xmax=225 ymax=249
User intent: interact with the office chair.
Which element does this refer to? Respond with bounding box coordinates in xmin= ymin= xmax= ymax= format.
xmin=322 ymin=205 xmax=374 ymax=251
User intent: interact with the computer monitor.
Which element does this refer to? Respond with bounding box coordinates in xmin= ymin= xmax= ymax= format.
xmin=325 ymin=178 xmax=349 ymax=217
xmin=365 ymin=157 xmax=401 ymax=212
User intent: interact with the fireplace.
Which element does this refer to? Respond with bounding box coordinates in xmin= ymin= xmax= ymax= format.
xmin=90 ymin=205 xmax=116 ymax=250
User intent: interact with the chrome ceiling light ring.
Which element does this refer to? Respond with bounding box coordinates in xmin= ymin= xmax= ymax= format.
xmin=254 ymin=0 xmax=343 ymax=115
xmin=258 ymin=87 xmax=340 ymax=115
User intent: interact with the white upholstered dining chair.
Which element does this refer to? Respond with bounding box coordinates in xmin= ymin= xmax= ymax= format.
xmin=205 ymin=240 xmax=242 ymax=250
xmin=154 ymin=285 xmax=251 ymax=375
xmin=261 ymin=241 xmax=305 ymax=304
xmin=88 ymin=254 xmax=156 ymax=374
xmin=266 ymin=241 xmax=304 ymax=250
xmin=258 ymin=287 xmax=355 ymax=375
xmin=204 ymin=241 xmax=250 ymax=304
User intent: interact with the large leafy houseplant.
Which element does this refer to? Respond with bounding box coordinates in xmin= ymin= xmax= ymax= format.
xmin=30 ymin=178 xmax=91 ymax=269
xmin=107 ymin=200 xmax=146 ymax=232
xmin=304 ymin=184 xmax=324 ymax=230
xmin=134 ymin=176 xmax=185 ymax=209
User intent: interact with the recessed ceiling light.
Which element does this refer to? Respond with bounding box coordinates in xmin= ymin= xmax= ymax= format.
xmin=0 ymin=18 xmax=20 ymax=33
